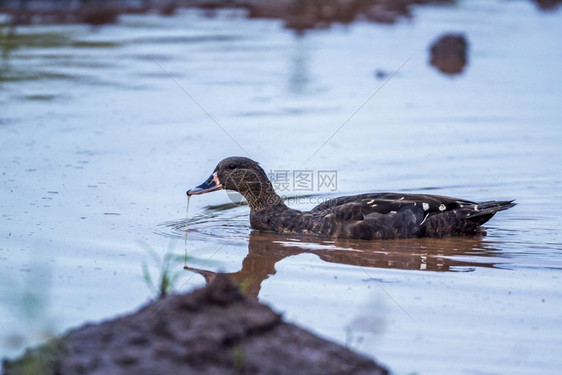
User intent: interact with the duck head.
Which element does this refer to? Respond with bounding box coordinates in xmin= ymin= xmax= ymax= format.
xmin=187 ymin=157 xmax=281 ymax=209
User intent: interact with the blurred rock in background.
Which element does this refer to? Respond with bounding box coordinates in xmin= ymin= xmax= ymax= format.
xmin=429 ymin=33 xmax=468 ymax=75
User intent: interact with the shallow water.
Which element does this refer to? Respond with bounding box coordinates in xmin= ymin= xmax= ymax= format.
xmin=1 ymin=1 xmax=562 ymax=374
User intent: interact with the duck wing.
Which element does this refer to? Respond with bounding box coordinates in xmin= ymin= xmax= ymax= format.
xmin=309 ymin=193 xmax=515 ymax=239
xmin=311 ymin=193 xmax=475 ymax=218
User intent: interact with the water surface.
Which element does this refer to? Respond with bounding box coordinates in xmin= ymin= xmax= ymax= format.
xmin=1 ymin=1 xmax=562 ymax=374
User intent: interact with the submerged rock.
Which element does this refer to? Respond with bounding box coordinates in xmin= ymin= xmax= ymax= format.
xmin=429 ymin=33 xmax=469 ymax=75
xmin=3 ymin=275 xmax=388 ymax=375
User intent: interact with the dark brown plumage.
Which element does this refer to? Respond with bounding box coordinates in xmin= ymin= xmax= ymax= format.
xmin=187 ymin=157 xmax=515 ymax=240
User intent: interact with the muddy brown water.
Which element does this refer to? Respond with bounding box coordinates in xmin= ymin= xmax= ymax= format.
xmin=1 ymin=2 xmax=562 ymax=374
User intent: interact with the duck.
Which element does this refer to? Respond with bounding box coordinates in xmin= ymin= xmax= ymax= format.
xmin=186 ymin=157 xmax=515 ymax=240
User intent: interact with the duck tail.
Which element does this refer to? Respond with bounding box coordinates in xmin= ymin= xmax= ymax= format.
xmin=464 ymin=200 xmax=516 ymax=227
xmin=469 ymin=200 xmax=516 ymax=217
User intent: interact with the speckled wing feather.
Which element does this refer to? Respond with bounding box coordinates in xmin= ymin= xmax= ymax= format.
xmin=309 ymin=193 xmax=515 ymax=239
xmin=311 ymin=193 xmax=475 ymax=215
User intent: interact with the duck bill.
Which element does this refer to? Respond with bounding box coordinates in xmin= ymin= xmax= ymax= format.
xmin=187 ymin=172 xmax=223 ymax=196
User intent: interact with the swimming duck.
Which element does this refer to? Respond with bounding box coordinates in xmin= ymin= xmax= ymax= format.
xmin=186 ymin=157 xmax=515 ymax=240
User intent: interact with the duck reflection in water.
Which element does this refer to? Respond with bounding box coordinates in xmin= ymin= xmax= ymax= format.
xmin=184 ymin=231 xmax=501 ymax=299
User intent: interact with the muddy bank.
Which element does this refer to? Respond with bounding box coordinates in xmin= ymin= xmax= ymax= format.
xmin=245 ymin=0 xmax=454 ymax=31
xmin=3 ymin=275 xmax=388 ymax=375
xmin=2 ymin=1 xmax=559 ymax=30
xmin=0 ymin=0 xmax=454 ymax=30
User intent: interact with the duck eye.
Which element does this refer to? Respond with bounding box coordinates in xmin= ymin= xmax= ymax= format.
xmin=228 ymin=163 xmax=237 ymax=169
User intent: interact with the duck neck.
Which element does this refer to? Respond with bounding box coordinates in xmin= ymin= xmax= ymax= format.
xmin=248 ymin=189 xmax=303 ymax=233
xmin=243 ymin=180 xmax=286 ymax=211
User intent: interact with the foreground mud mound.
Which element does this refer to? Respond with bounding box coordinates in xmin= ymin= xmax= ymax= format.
xmin=3 ymin=275 xmax=388 ymax=375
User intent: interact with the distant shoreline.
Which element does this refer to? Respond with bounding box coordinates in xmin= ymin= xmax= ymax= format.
xmin=1 ymin=0 xmax=458 ymax=30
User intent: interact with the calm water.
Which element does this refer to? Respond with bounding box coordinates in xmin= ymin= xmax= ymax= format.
xmin=2 ymin=1 xmax=562 ymax=374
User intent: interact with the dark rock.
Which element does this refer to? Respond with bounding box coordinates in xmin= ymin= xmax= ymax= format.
xmin=3 ymin=274 xmax=388 ymax=375
xmin=533 ymin=0 xmax=562 ymax=10
xmin=429 ymin=33 xmax=469 ymax=75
